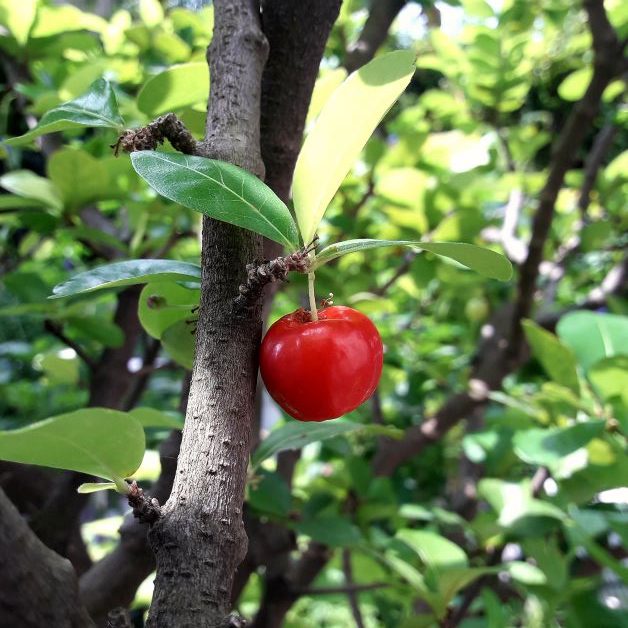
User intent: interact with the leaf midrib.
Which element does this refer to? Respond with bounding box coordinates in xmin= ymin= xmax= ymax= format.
xmin=148 ymin=152 xmax=295 ymax=249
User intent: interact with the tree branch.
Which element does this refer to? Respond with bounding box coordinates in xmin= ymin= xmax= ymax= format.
xmin=44 ymin=319 xmax=96 ymax=370
xmin=144 ymin=2 xmax=269 ymax=625
xmin=345 ymin=0 xmax=408 ymax=73
xmin=0 ymin=487 xmax=95 ymax=627
xmin=342 ymin=549 xmax=366 ymax=628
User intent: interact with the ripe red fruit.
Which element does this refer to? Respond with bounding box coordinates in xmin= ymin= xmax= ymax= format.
xmin=260 ymin=306 xmax=383 ymax=422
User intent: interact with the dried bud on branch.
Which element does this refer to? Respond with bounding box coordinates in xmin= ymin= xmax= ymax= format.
xmin=112 ymin=113 xmax=199 ymax=156
xmin=127 ymin=480 xmax=161 ymax=524
xmin=234 ymin=242 xmax=316 ymax=309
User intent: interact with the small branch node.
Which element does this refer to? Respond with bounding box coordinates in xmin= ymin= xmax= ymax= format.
xmin=127 ymin=480 xmax=161 ymax=524
xmin=234 ymin=241 xmax=315 ymax=309
xmin=112 ymin=113 xmax=199 ymax=156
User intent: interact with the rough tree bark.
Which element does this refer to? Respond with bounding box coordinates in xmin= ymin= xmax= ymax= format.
xmin=0 ymin=487 xmax=94 ymax=627
xmin=145 ymin=2 xmax=269 ymax=626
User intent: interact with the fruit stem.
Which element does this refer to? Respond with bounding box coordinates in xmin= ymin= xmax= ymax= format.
xmin=308 ymin=272 xmax=318 ymax=322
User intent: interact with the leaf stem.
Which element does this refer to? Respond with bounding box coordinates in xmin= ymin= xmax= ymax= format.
xmin=308 ymin=272 xmax=318 ymax=322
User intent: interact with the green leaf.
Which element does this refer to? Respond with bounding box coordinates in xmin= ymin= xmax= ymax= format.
xmin=129 ymin=407 xmax=183 ymax=430
xmin=588 ymin=355 xmax=628 ymax=408
xmin=130 ymin=151 xmax=300 ymax=249
xmin=30 ymin=4 xmax=107 ymax=38
xmin=0 ymin=171 xmax=63 ymax=211
xmin=248 ymin=471 xmax=291 ymax=517
xmin=138 ymin=282 xmax=200 ymax=340
xmin=0 ymin=409 xmax=145 ymax=486
xmin=312 ymin=239 xmax=513 ymax=281
xmin=512 ymin=422 xmax=605 ymax=471
xmin=138 ymin=62 xmax=209 ymax=117
xmin=557 ymin=68 xmax=592 ymax=102
xmin=77 ymin=482 xmax=118 ymax=494
xmin=294 ymin=515 xmax=362 ymax=547
xmin=0 ymin=0 xmax=37 ymax=45
xmin=478 ymin=479 xmax=565 ymax=535
xmin=293 ymin=50 xmax=416 ymax=245
xmin=435 ymin=567 xmax=497 ymax=611
xmin=557 ymin=312 xmax=628 ymax=372
xmin=47 ymin=148 xmax=110 ymax=210
xmin=161 ymin=319 xmax=195 ymax=369
xmin=507 ymin=561 xmax=547 ymax=585
xmin=65 ymin=316 xmax=124 ymax=349
xmin=35 ymin=352 xmax=80 ymax=385
xmin=252 ymin=419 xmax=402 ymax=468
xmin=383 ymin=552 xmax=429 ymax=593
xmin=51 ymin=259 xmax=202 ymax=299
xmin=306 ymin=68 xmax=348 ymax=124
xmin=0 ymin=195 xmax=47 ymax=211
xmin=522 ymin=320 xmax=580 ymax=394
xmin=397 ymin=529 xmax=468 ymax=570
xmin=139 ymin=0 xmax=164 ymax=27
xmin=5 ymin=79 xmax=124 ymax=147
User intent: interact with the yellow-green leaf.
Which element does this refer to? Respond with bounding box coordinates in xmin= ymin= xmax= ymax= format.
xmin=293 ymin=50 xmax=415 ymax=245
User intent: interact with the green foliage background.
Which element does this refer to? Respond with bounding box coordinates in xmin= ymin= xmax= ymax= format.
xmin=0 ymin=0 xmax=626 ymax=626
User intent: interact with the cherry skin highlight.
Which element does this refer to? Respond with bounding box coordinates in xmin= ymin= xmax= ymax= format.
xmin=259 ymin=305 xmax=384 ymax=422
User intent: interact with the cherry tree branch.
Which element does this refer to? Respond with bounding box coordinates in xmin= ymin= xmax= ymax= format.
xmin=345 ymin=0 xmax=408 ymax=72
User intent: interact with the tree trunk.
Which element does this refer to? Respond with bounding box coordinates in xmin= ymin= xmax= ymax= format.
xmin=145 ymin=2 xmax=269 ymax=625
xmin=0 ymin=488 xmax=94 ymax=627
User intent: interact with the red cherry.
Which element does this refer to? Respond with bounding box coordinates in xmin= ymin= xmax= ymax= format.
xmin=260 ymin=306 xmax=384 ymax=422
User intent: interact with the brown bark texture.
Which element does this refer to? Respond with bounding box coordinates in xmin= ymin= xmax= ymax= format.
xmin=144 ymin=1 xmax=269 ymax=626
xmin=0 ymin=487 xmax=95 ymax=628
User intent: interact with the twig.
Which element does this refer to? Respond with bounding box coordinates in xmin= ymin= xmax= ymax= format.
xmin=113 ymin=113 xmax=200 ymax=156
xmin=44 ymin=319 xmax=96 ymax=370
xmin=531 ymin=467 xmax=549 ymax=497
xmin=342 ymin=549 xmax=365 ymax=628
xmin=123 ymin=337 xmax=162 ymax=411
xmin=578 ymin=124 xmax=618 ymax=215
xmin=127 ymin=480 xmax=161 ymax=525
xmin=234 ymin=242 xmax=315 ymax=309
xmin=344 ymin=0 xmax=408 ymax=72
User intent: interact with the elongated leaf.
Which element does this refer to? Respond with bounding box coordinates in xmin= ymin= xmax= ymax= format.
xmin=51 ymin=259 xmax=201 ymax=299
xmin=138 ymin=62 xmax=209 ymax=116
xmin=0 ymin=409 xmax=145 ymax=485
xmin=129 ymin=407 xmax=184 ymax=430
xmin=557 ymin=312 xmax=628 ymax=372
xmin=522 ymin=320 xmax=580 ymax=394
xmin=5 ymin=79 xmax=124 ymax=147
xmin=507 ymin=561 xmax=547 ymax=585
xmin=311 ymin=239 xmax=512 ymax=281
xmin=0 ymin=0 xmax=37 ymax=46
xmin=293 ymin=50 xmax=416 ymax=244
xmin=0 ymin=171 xmax=63 ymax=211
xmin=131 ymin=151 xmax=300 ymax=249
xmin=252 ymin=419 xmax=402 ymax=468
xmin=513 ymin=422 xmax=605 ymax=470
xmin=478 ymin=479 xmax=565 ymax=535
xmin=77 ymin=482 xmax=118 ymax=494
xmin=397 ymin=529 xmax=468 ymax=570
xmin=47 ymin=148 xmax=111 ymax=210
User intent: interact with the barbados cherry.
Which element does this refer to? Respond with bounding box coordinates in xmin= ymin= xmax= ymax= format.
xmin=260 ymin=306 xmax=383 ymax=422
